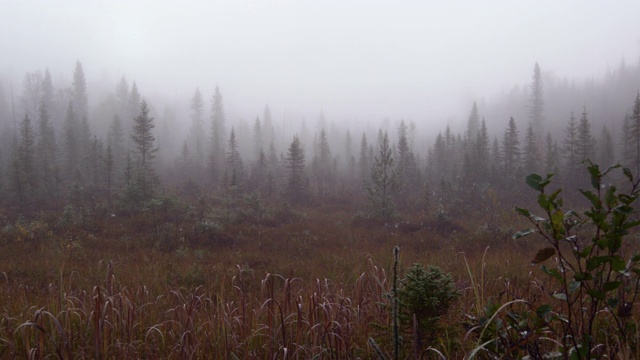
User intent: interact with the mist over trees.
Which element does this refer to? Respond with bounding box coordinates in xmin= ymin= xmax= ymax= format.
xmin=1 ymin=59 xmax=640 ymax=221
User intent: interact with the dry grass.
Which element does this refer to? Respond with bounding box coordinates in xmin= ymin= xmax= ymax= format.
xmin=2 ymin=203 xmax=635 ymax=358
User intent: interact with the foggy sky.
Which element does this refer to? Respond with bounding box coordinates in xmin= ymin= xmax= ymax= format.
xmin=1 ymin=0 xmax=639 ymax=127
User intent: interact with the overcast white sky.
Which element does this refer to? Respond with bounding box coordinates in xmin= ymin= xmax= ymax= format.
xmin=1 ymin=0 xmax=639 ymax=124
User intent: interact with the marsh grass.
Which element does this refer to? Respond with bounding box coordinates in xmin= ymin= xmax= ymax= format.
xmin=0 ymin=203 xmax=631 ymax=358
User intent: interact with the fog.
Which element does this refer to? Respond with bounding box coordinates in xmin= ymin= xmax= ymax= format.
xmin=2 ymin=0 xmax=639 ymax=130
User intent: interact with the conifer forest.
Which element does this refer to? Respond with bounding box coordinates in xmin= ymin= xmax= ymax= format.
xmin=1 ymin=2 xmax=640 ymax=359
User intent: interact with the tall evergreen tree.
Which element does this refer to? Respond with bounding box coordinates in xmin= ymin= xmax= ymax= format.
xmin=72 ymin=60 xmax=88 ymax=119
xmin=502 ymin=117 xmax=520 ymax=180
xmin=127 ymin=82 xmax=141 ymax=144
xmin=41 ymin=69 xmax=55 ymax=119
xmin=224 ymin=127 xmax=244 ymax=200
xmin=63 ymin=102 xmax=79 ymax=180
xmin=563 ymin=112 xmax=579 ymax=188
xmin=262 ymin=105 xmax=275 ymax=149
xmin=253 ymin=116 xmax=263 ymax=161
xmin=466 ymin=101 xmax=480 ymax=140
xmin=523 ymin=122 xmax=542 ymax=174
xmin=131 ymin=100 xmax=158 ymax=201
xmin=19 ymin=114 xmax=36 ymax=190
xmin=107 ymin=115 xmax=125 ymax=174
xmin=474 ymin=119 xmax=490 ymax=178
xmin=36 ymin=99 xmax=57 ymax=197
xmin=396 ymin=120 xmax=419 ymax=203
xmin=314 ymin=127 xmax=333 ymax=196
xmin=598 ymin=125 xmax=614 ymax=167
xmin=189 ymin=88 xmax=205 ymax=168
xmin=577 ymin=107 xmax=595 ymax=162
xmin=544 ymin=132 xmax=559 ymax=176
xmin=115 ymin=76 xmax=129 ymax=120
xmin=285 ymin=135 xmax=306 ymax=203
xmin=359 ymin=132 xmax=369 ymax=182
xmin=620 ymin=114 xmax=632 ymax=167
xmin=105 ymin=143 xmax=114 ymax=208
xmin=82 ymin=135 xmax=105 ymax=210
xmin=365 ymin=131 xmax=401 ymax=220
xmin=21 ymin=71 xmax=43 ymax=118
xmin=629 ymin=94 xmax=640 ymax=175
xmin=210 ymin=85 xmax=225 ymax=182
xmin=529 ymin=62 xmax=544 ymax=135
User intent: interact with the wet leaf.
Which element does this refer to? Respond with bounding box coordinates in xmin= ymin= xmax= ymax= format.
xmin=532 ymin=247 xmax=556 ymax=265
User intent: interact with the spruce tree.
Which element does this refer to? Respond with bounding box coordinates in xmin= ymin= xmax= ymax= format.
xmin=523 ymin=122 xmax=541 ymax=174
xmin=224 ymin=127 xmax=244 ymax=201
xmin=365 ymin=131 xmax=401 ymax=220
xmin=36 ymin=100 xmax=57 ymax=197
xmin=598 ymin=126 xmax=614 ymax=168
xmin=577 ymin=107 xmax=595 ymax=162
xmin=563 ymin=112 xmax=579 ymax=189
xmin=529 ymin=63 xmax=544 ymax=135
xmin=131 ymin=100 xmax=158 ymax=202
xmin=285 ymin=135 xmax=306 ymax=203
xmin=72 ymin=61 xmax=88 ymax=119
xmin=189 ymin=88 xmax=205 ymax=168
xmin=466 ymin=101 xmax=480 ymax=140
xmin=629 ymin=94 xmax=640 ymax=175
xmin=502 ymin=117 xmax=520 ymax=180
xmin=359 ymin=132 xmax=369 ymax=182
xmin=210 ymin=85 xmax=225 ymax=182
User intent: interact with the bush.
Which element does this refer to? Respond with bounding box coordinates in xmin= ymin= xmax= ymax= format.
xmin=470 ymin=162 xmax=640 ymax=359
xmin=398 ymin=263 xmax=460 ymax=350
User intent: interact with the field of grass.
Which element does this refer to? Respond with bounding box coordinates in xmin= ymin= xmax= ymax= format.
xmin=0 ymin=199 xmax=638 ymax=358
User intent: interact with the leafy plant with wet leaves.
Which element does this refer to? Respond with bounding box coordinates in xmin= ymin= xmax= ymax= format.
xmin=513 ymin=161 xmax=640 ymax=359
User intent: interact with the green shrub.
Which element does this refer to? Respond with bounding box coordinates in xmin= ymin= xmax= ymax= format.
xmin=398 ymin=263 xmax=460 ymax=351
xmin=470 ymin=162 xmax=640 ymax=359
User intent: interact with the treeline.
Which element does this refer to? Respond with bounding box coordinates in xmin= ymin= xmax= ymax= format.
xmin=1 ymin=60 xmax=640 ymax=224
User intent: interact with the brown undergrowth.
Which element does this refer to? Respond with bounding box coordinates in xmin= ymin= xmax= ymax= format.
xmin=0 ymin=204 xmax=580 ymax=358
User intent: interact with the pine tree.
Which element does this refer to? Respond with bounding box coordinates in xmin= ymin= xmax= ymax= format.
xmin=105 ymin=143 xmax=114 ymax=208
xmin=577 ymin=107 xmax=595 ymax=162
xmin=19 ymin=114 xmax=36 ymax=190
xmin=86 ymin=135 xmax=104 ymax=193
xmin=314 ymin=127 xmax=333 ymax=196
xmin=107 ymin=115 xmax=125 ymax=174
xmin=21 ymin=71 xmax=43 ymax=118
xmin=598 ymin=126 xmax=614 ymax=167
xmin=359 ymin=132 xmax=369 ymax=182
xmin=262 ymin=105 xmax=275 ymax=148
xmin=41 ymin=69 xmax=55 ymax=119
xmin=621 ymin=114 xmax=632 ymax=167
xmin=253 ymin=116 xmax=263 ymax=161
xmin=224 ymin=127 xmax=244 ymax=201
xmin=36 ymin=99 xmax=57 ymax=197
xmin=210 ymin=85 xmax=225 ymax=182
xmin=563 ymin=112 xmax=579 ymax=188
xmin=115 ymin=76 xmax=129 ymax=120
xmin=466 ymin=101 xmax=480 ymax=140
xmin=396 ymin=120 xmax=418 ymax=204
xmin=249 ymin=148 xmax=268 ymax=194
xmin=475 ymin=119 xmax=490 ymax=178
xmin=189 ymin=88 xmax=205 ymax=168
xmin=127 ymin=82 xmax=141 ymax=145
xmin=629 ymin=94 xmax=640 ymax=175
xmin=544 ymin=132 xmax=559 ymax=176
xmin=63 ymin=102 xmax=79 ymax=180
xmin=72 ymin=60 xmax=88 ymax=119
xmin=365 ymin=131 xmax=401 ymax=220
xmin=285 ymin=135 xmax=306 ymax=203
xmin=523 ymin=122 xmax=541 ymax=174
xmin=502 ymin=117 xmax=520 ymax=180
xmin=131 ymin=100 xmax=158 ymax=201
xmin=529 ymin=63 xmax=544 ymax=135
